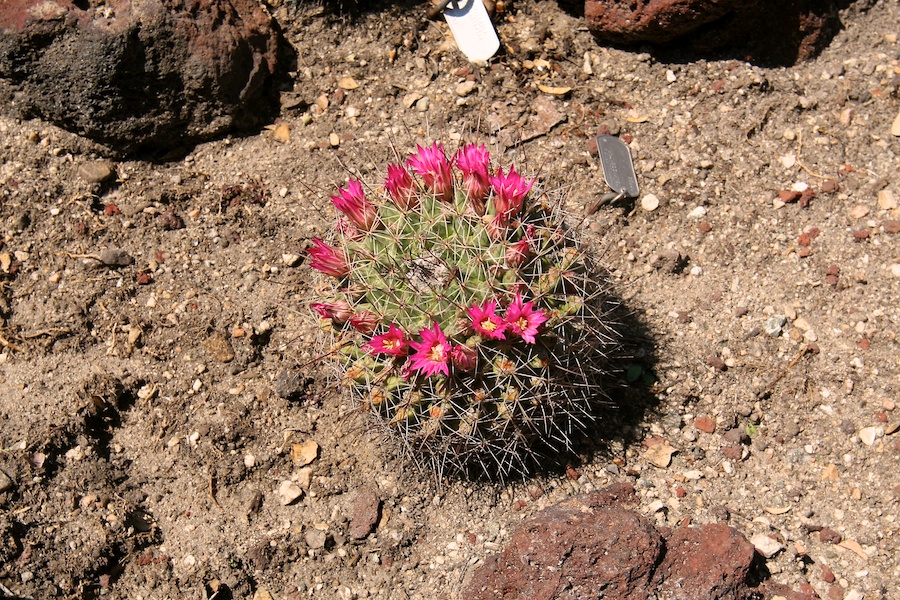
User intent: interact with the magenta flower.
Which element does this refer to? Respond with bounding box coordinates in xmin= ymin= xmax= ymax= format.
xmin=307 ymin=238 xmax=350 ymax=277
xmin=368 ymin=323 xmax=408 ymax=357
xmin=384 ymin=163 xmax=418 ymax=210
xmin=455 ymin=144 xmax=491 ymax=213
xmin=311 ymin=300 xmax=353 ymax=324
xmin=408 ymin=322 xmax=452 ymax=377
xmin=504 ymin=293 xmax=548 ymax=344
xmin=331 ymin=179 xmax=378 ymax=232
xmin=407 ymin=143 xmax=454 ymax=203
xmin=490 ymin=165 xmax=533 ymax=222
xmin=468 ymin=300 xmax=507 ymax=340
xmin=451 ymin=344 xmax=477 ymax=372
xmin=350 ymin=311 xmax=379 ymax=334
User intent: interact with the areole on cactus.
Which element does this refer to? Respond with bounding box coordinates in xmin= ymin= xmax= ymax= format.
xmin=308 ymin=142 xmax=621 ymax=480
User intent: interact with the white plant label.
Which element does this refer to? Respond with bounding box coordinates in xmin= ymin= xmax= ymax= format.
xmin=442 ymin=0 xmax=500 ymax=62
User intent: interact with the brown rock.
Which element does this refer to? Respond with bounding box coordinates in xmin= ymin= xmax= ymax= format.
xmin=883 ymin=220 xmax=900 ymax=234
xmin=655 ymin=524 xmax=756 ymax=600
xmin=694 ymin=416 xmax=716 ymax=434
xmin=0 ymin=0 xmax=282 ymax=155
xmin=818 ymin=528 xmax=842 ymax=544
xmin=584 ymin=0 xmax=844 ymax=65
xmin=465 ymin=484 xmax=661 ymax=600
xmin=348 ymin=484 xmax=381 ymax=540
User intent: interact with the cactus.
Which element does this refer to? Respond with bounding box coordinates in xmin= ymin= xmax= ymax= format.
xmin=308 ymin=142 xmax=621 ymax=480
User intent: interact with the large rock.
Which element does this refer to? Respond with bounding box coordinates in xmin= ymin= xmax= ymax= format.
xmin=584 ymin=0 xmax=852 ymax=65
xmin=0 ymin=0 xmax=281 ymax=155
xmin=655 ymin=524 xmax=757 ymax=600
xmin=465 ymin=483 xmax=664 ymax=599
xmin=465 ymin=482 xmax=790 ymax=599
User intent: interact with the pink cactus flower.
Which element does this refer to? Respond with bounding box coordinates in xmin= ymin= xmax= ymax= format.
xmin=455 ymin=144 xmax=491 ymax=213
xmin=307 ymin=238 xmax=350 ymax=277
xmin=407 ymin=143 xmax=454 ymax=203
xmin=490 ymin=165 xmax=533 ymax=222
xmin=504 ymin=293 xmax=548 ymax=344
xmin=384 ymin=163 xmax=418 ymax=210
xmin=505 ymin=238 xmax=532 ymax=266
xmin=368 ymin=323 xmax=408 ymax=357
xmin=350 ymin=311 xmax=379 ymax=334
xmin=311 ymin=300 xmax=353 ymax=324
xmin=331 ymin=179 xmax=378 ymax=232
xmin=468 ymin=300 xmax=507 ymax=340
xmin=408 ymin=322 xmax=452 ymax=377
xmin=451 ymin=344 xmax=477 ymax=372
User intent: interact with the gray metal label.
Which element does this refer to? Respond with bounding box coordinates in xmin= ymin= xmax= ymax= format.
xmin=596 ymin=135 xmax=640 ymax=198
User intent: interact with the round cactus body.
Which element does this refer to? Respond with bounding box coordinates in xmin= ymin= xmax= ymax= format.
xmin=309 ymin=142 xmax=621 ymax=480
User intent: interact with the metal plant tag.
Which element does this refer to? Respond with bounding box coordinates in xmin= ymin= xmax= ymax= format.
xmin=596 ymin=135 xmax=640 ymax=200
xmin=442 ymin=0 xmax=500 ymax=62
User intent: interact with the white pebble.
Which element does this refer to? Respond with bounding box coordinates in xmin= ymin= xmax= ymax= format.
xmin=687 ymin=206 xmax=707 ymax=219
xmin=641 ymin=194 xmax=660 ymax=211
xmin=690 ymin=266 xmax=703 ymax=277
xmin=665 ymin=70 xmax=677 ymax=83
xmin=750 ymin=533 xmax=784 ymax=558
xmin=858 ymin=427 xmax=879 ymax=446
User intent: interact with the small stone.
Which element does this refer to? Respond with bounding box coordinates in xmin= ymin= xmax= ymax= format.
xmin=877 ymin=189 xmax=897 ymax=210
xmin=455 ymin=81 xmax=476 ymax=97
xmin=858 ymin=426 xmax=878 ymax=446
xmin=694 ymin=416 xmax=716 ymax=434
xmin=849 ymin=204 xmax=869 ymax=219
xmin=415 ymin=97 xmax=430 ymax=112
xmin=349 ymin=484 xmax=381 ymax=540
xmin=203 ymin=333 xmax=235 ymax=363
xmin=282 ymin=253 xmax=301 ymax=266
xmin=647 ymin=499 xmax=665 ymax=513
xmin=291 ymin=440 xmax=319 ymax=466
xmin=337 ymin=76 xmax=359 ymax=90
xmin=641 ymin=194 xmax=660 ymax=211
xmin=156 ymin=211 xmax=184 ymax=230
xmin=723 ymin=428 xmax=750 ymax=445
xmin=750 ymin=533 xmax=784 ymax=558
xmin=99 ymin=248 xmax=134 ymax=267
xmin=687 ymin=205 xmax=707 ymax=219
xmin=644 ymin=441 xmax=677 ymax=468
xmin=402 ymin=92 xmax=423 ymax=109
xmin=304 ymin=528 xmax=328 ymax=549
xmin=329 ymin=132 xmax=340 ymax=147
xmin=778 ymin=189 xmax=801 ymax=203
xmin=891 ymin=107 xmax=900 ymax=136
xmin=763 ymin=315 xmax=786 ymax=337
xmin=277 ymin=480 xmax=304 ymax=506
xmin=77 ymin=160 xmax=116 ymax=184
xmin=819 ymin=528 xmax=842 ymax=544
xmin=274 ymin=370 xmax=308 ymax=401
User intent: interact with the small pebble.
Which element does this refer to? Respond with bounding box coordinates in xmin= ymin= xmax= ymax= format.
xmin=641 ymin=194 xmax=660 ymax=211
xmin=99 ymin=248 xmax=134 ymax=267
xmin=77 ymin=160 xmax=116 ymax=184
xmin=687 ymin=205 xmax=707 ymax=219
xmin=763 ymin=315 xmax=786 ymax=337
xmin=455 ymin=81 xmax=476 ymax=97
xmin=277 ymin=480 xmax=304 ymax=506
xmin=750 ymin=533 xmax=784 ymax=558
xmin=694 ymin=416 xmax=716 ymax=433
xmin=858 ymin=427 xmax=879 ymax=446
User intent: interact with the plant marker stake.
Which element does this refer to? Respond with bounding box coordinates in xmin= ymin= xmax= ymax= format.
xmin=596 ymin=135 xmax=640 ymax=201
xmin=442 ymin=0 xmax=500 ymax=62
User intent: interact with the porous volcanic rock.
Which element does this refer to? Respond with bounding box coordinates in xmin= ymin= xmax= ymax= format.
xmin=465 ymin=483 xmax=664 ymax=599
xmin=584 ymin=0 xmax=852 ymax=65
xmin=655 ymin=523 xmax=757 ymax=600
xmin=0 ymin=0 xmax=281 ymax=155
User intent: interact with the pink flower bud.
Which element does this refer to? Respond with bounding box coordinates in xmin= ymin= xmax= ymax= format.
xmin=384 ymin=163 xmax=418 ymax=210
xmin=505 ymin=238 xmax=532 ymax=266
xmin=407 ymin=143 xmax=454 ymax=203
xmin=310 ymin=300 xmax=353 ymax=324
xmin=451 ymin=344 xmax=477 ymax=372
xmin=306 ymin=238 xmax=350 ymax=277
xmin=331 ymin=179 xmax=378 ymax=231
xmin=349 ymin=311 xmax=379 ymax=334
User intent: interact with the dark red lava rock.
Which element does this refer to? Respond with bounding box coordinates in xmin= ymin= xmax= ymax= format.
xmin=655 ymin=524 xmax=757 ymax=600
xmin=0 ymin=0 xmax=282 ymax=155
xmin=465 ymin=484 xmax=663 ymax=600
xmin=348 ymin=484 xmax=381 ymax=540
xmin=584 ymin=0 xmax=848 ymax=65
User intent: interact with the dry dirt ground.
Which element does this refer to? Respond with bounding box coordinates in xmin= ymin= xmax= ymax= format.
xmin=1 ymin=0 xmax=899 ymax=599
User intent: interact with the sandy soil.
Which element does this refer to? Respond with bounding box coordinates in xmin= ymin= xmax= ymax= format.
xmin=0 ymin=0 xmax=898 ymax=598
